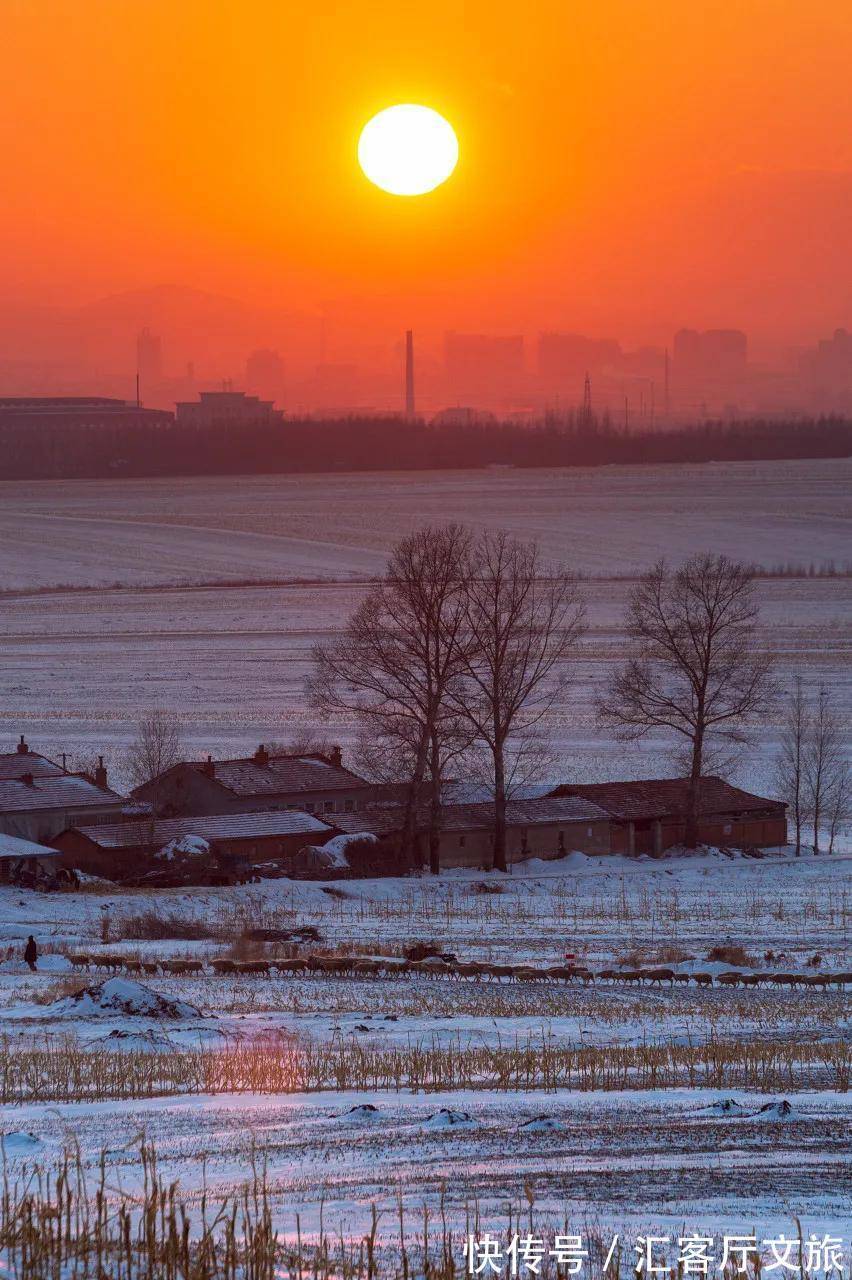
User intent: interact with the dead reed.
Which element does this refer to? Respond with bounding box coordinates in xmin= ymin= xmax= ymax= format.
xmin=0 ymin=1033 xmax=846 ymax=1105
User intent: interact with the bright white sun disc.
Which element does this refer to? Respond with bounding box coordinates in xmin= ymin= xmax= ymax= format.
xmin=358 ymin=104 xmax=458 ymax=196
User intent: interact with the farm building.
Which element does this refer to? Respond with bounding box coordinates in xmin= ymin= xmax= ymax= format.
xmin=0 ymin=832 xmax=66 ymax=887
xmin=131 ymin=744 xmax=373 ymax=818
xmin=330 ymin=795 xmax=612 ymax=869
xmin=0 ymin=737 xmax=125 ymax=841
xmin=548 ymin=776 xmax=787 ymax=854
xmin=55 ymin=809 xmax=336 ymax=879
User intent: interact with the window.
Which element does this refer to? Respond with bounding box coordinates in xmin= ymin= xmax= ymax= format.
xmin=305 ymin=802 xmax=315 ymax=813
xmin=558 ymin=830 xmax=565 ymax=849
xmin=324 ymin=800 xmax=334 ymax=813
xmin=459 ymin=835 xmax=466 ymax=848
xmin=723 ymin=823 xmax=732 ymax=835
xmin=345 ymin=799 xmax=354 ymax=812
xmin=587 ymin=827 xmax=592 ymax=837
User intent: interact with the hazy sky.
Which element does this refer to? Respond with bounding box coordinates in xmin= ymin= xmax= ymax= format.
xmin=2 ymin=0 xmax=851 ymax=356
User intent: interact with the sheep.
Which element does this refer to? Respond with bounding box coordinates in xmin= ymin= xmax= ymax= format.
xmin=672 ymin=972 xmax=691 ymax=985
xmin=162 ymin=959 xmax=204 ymax=976
xmin=233 ymin=960 xmax=271 ymax=976
xmin=69 ymin=954 xmax=90 ymax=971
xmin=271 ymin=958 xmax=307 ymax=975
xmin=715 ymin=971 xmax=744 ymax=987
xmin=210 ymin=958 xmax=237 ymax=975
xmin=691 ymin=972 xmax=713 ymax=986
xmin=645 ymin=968 xmax=675 ymax=987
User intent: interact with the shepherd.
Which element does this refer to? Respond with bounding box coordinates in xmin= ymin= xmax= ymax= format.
xmin=24 ymin=935 xmax=38 ymax=972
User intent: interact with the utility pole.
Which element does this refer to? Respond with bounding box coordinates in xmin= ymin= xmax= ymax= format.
xmin=136 ymin=371 xmax=141 ymax=408
xmin=664 ymin=346 xmax=670 ymax=419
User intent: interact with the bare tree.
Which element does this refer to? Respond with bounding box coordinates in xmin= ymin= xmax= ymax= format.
xmin=598 ymin=553 xmax=775 ymax=848
xmin=123 ymin=708 xmax=184 ymax=813
xmin=775 ymin=674 xmax=811 ymax=856
xmin=309 ymin=524 xmax=471 ymax=872
xmin=450 ymin=531 xmax=586 ymax=872
xmin=826 ymin=758 xmax=851 ymax=855
xmin=805 ymin=684 xmax=847 ymax=854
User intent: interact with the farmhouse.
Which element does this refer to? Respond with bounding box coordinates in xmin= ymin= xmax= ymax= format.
xmin=548 ymin=776 xmax=787 ymax=854
xmin=330 ymin=795 xmax=612 ymax=869
xmin=131 ymin=744 xmax=373 ymax=818
xmin=55 ymin=809 xmax=335 ymax=879
xmin=0 ymin=737 xmax=125 ymax=841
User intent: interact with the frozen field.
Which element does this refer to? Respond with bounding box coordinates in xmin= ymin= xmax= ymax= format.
xmin=1 ymin=574 xmax=848 ymax=795
xmin=0 ymin=457 xmax=850 ymax=590
xmin=1 ymin=850 xmax=850 ymax=1251
xmin=1 ymin=456 xmax=849 ymax=792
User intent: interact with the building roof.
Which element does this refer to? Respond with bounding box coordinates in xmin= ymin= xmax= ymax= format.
xmin=548 ymin=776 xmax=786 ymax=822
xmin=0 ymin=773 xmax=123 ymax=814
xmin=330 ymin=794 xmax=610 ymax=837
xmin=0 ymin=751 xmax=65 ymax=781
xmin=151 ymin=753 xmax=371 ymax=799
xmin=0 ymin=832 xmax=62 ymax=860
xmin=63 ymin=809 xmax=335 ymax=851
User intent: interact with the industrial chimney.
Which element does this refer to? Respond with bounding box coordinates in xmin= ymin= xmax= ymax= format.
xmin=405 ymin=329 xmax=415 ymax=419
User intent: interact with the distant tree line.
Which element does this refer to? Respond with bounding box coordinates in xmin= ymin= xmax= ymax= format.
xmin=1 ymin=413 xmax=850 ymax=481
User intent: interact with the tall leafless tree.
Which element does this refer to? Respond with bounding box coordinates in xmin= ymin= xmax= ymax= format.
xmin=775 ymin=674 xmax=811 ymax=856
xmin=309 ymin=524 xmax=471 ymax=872
xmin=122 ymin=708 xmax=184 ymax=817
xmin=598 ymin=553 xmax=775 ymax=848
xmin=804 ymin=683 xmax=846 ymax=854
xmin=450 ymin=531 xmax=586 ymax=872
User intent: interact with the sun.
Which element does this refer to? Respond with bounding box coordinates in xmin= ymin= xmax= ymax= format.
xmin=358 ymin=104 xmax=458 ymax=196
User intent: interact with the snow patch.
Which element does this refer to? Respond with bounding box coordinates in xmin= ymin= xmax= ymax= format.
xmin=53 ymin=978 xmax=201 ymax=1020
xmin=518 ymin=1116 xmax=565 ymax=1133
xmin=423 ymin=1108 xmax=477 ymax=1131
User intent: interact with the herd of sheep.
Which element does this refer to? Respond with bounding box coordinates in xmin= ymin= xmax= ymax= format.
xmin=68 ymin=952 xmax=851 ymax=989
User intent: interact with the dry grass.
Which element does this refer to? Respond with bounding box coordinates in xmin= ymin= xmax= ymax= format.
xmin=0 ymin=1033 xmax=846 ymax=1105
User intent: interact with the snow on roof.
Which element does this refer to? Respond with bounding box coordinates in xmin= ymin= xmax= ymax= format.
xmin=180 ymin=754 xmax=370 ymax=797
xmin=0 ymin=751 xmax=64 ymax=781
xmin=0 ymin=832 xmax=62 ymax=860
xmin=330 ymin=795 xmax=609 ymax=836
xmin=548 ymin=776 xmax=786 ymax=821
xmin=0 ymin=773 xmax=122 ymax=814
xmin=65 ymin=809 xmax=335 ymax=850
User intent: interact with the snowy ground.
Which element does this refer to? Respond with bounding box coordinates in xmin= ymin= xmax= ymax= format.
xmin=4 ymin=1087 xmax=850 ymax=1248
xmin=1 ymin=849 xmax=849 ymax=1243
xmin=1 ymin=458 xmax=849 ymax=1252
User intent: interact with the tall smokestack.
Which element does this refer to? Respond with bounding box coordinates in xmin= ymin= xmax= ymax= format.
xmin=405 ymin=329 xmax=415 ymax=418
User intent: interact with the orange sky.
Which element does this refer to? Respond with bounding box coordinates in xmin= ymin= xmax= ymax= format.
xmin=2 ymin=0 xmax=851 ymax=362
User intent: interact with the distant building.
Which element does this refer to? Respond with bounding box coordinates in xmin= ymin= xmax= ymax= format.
xmin=131 ymin=744 xmax=373 ymax=818
xmin=444 ymin=332 xmax=524 ymax=407
xmin=548 ymin=776 xmax=786 ymax=854
xmin=245 ymin=349 xmax=285 ymax=406
xmin=175 ymin=390 xmax=284 ymax=427
xmin=0 ymin=736 xmax=125 ymax=842
xmin=332 ymin=795 xmax=612 ymax=869
xmin=56 ymin=809 xmax=334 ymax=879
xmin=673 ymin=329 xmax=748 ymax=380
xmin=136 ymin=328 xmax=163 ymax=386
xmin=0 ymin=397 xmax=172 ymax=430
xmin=538 ymin=333 xmax=622 ymax=382
xmin=799 ymin=327 xmax=852 ymax=410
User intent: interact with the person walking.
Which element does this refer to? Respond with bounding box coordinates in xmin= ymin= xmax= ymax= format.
xmin=24 ymin=935 xmax=38 ymax=972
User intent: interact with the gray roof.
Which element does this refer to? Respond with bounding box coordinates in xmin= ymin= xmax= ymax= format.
xmin=158 ymin=754 xmax=371 ymax=798
xmin=331 ymin=794 xmax=609 ymax=837
xmin=0 ymin=773 xmax=123 ymax=814
xmin=0 ymin=751 xmax=65 ymax=781
xmin=549 ymin=776 xmax=786 ymax=821
xmin=0 ymin=832 xmax=62 ymax=860
xmin=65 ymin=809 xmax=335 ymax=850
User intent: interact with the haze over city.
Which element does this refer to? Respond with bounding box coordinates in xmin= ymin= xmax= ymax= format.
xmin=2 ymin=1 xmax=851 ymax=418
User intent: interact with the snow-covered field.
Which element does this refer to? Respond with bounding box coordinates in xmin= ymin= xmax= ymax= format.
xmin=1 ymin=850 xmax=849 ymax=1248
xmin=2 ymin=458 xmax=849 ymax=793
xmin=1 ymin=458 xmax=849 ymax=1260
